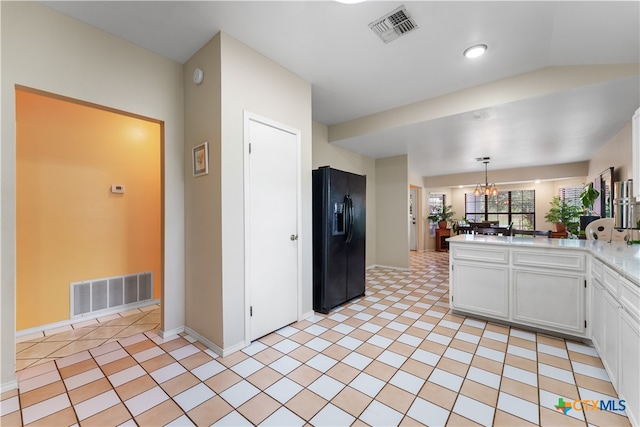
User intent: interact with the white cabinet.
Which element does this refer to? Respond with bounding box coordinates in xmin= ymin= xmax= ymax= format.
xmin=450 ymin=245 xmax=509 ymax=320
xmin=602 ymin=288 xmax=620 ymax=388
xmin=633 ymin=108 xmax=639 ymax=200
xmin=511 ymin=248 xmax=585 ymax=336
xmin=449 ymin=244 xmax=586 ymax=337
xmin=593 ymin=265 xmax=640 ymax=426
xmin=591 ymin=279 xmax=605 ymax=353
xmin=512 ymin=268 xmax=585 ymax=335
xmin=448 ymin=236 xmax=639 ymax=426
xmin=590 ymin=258 xmax=604 ymax=352
xmin=619 ymin=308 xmax=640 ymax=425
xmin=452 ymin=261 xmax=509 ymax=319
xmin=618 ymin=276 xmax=640 ymax=425
xmin=600 ymin=266 xmax=621 ymax=388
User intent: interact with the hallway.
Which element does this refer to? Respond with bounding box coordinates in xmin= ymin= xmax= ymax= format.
xmin=1 ymin=251 xmax=629 ymax=426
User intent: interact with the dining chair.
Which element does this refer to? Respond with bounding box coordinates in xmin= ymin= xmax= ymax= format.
xmin=585 ymin=218 xmax=615 ymax=241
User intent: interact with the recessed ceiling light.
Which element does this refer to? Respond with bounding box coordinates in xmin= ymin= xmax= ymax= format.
xmin=336 ymin=0 xmax=366 ymax=3
xmin=463 ymin=44 xmax=487 ymax=59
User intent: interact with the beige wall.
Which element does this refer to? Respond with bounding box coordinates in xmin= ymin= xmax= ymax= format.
xmin=221 ymin=33 xmax=312 ymax=350
xmin=183 ymin=35 xmax=224 ymax=347
xmin=312 ymin=122 xmax=377 ymax=267
xmin=447 ymin=179 xmax=586 ymax=232
xmin=422 ymin=161 xmax=593 ymax=249
xmin=588 ymin=121 xmax=633 ymax=184
xmin=424 ymin=161 xmax=589 ymax=189
xmin=183 ymin=32 xmax=312 ymax=352
xmin=425 ymin=177 xmax=589 ymax=250
xmin=1 ymin=2 xmax=185 ymax=389
xmin=375 ymin=155 xmax=409 ymax=269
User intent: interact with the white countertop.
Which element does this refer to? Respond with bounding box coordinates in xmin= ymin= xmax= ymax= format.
xmin=448 ymin=234 xmax=640 ymax=284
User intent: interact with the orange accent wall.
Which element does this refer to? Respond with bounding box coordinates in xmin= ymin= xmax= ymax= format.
xmin=16 ymin=89 xmax=162 ymax=330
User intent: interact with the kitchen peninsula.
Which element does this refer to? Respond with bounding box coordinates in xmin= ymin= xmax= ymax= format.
xmin=448 ymin=234 xmax=639 ymax=425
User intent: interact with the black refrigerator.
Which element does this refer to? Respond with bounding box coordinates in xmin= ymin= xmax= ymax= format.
xmin=312 ymin=166 xmax=366 ymax=314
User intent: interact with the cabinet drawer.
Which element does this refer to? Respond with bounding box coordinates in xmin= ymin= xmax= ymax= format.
xmin=620 ymin=276 xmax=640 ymax=322
xmin=603 ymin=266 xmax=620 ymax=296
xmin=591 ymin=258 xmax=603 ymax=282
xmin=451 ymin=245 xmax=508 ymax=264
xmin=512 ymin=249 xmax=585 ymax=271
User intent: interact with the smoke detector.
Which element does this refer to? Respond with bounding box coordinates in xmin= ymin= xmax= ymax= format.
xmin=369 ymin=5 xmax=418 ymax=44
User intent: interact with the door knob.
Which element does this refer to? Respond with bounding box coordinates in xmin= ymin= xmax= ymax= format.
xmin=290 ymin=234 xmax=298 ymax=241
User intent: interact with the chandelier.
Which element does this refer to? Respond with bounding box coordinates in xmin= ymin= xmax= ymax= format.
xmin=473 ymin=157 xmax=498 ymax=196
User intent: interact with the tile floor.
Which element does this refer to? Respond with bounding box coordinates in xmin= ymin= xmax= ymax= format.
xmin=15 ymin=304 xmax=161 ymax=372
xmin=1 ymin=251 xmax=631 ymax=426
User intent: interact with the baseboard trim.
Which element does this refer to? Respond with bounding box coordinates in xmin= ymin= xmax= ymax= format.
xmin=158 ymin=325 xmax=185 ymax=339
xmin=300 ymin=310 xmax=315 ymax=321
xmin=220 ymin=341 xmax=247 ymax=357
xmin=16 ymin=299 xmax=160 ymax=338
xmin=183 ymin=327 xmax=246 ymax=357
xmin=370 ymin=264 xmax=410 ymax=271
xmin=183 ymin=327 xmax=221 ymax=356
xmin=1 ymin=380 xmax=18 ymax=393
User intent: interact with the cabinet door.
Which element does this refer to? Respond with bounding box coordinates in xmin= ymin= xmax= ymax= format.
xmin=619 ymin=308 xmax=640 ymax=426
xmin=451 ymin=261 xmax=509 ymax=319
xmin=633 ymin=108 xmax=639 ymax=200
xmin=512 ymin=269 xmax=584 ymax=335
xmin=602 ymin=289 xmax=620 ymax=388
xmin=590 ymin=280 xmax=605 ymax=353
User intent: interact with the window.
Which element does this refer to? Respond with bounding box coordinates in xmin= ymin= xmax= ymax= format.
xmin=465 ymin=190 xmax=535 ymax=229
xmin=429 ymin=194 xmax=445 ymax=236
xmin=558 ymin=186 xmax=582 ymax=208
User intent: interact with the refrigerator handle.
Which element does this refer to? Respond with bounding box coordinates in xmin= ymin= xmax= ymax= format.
xmin=345 ymin=195 xmax=355 ymax=243
xmin=349 ymin=197 xmax=355 ymax=240
xmin=344 ymin=195 xmax=351 ymax=243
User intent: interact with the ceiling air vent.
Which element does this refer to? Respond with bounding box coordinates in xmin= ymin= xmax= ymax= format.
xmin=369 ymin=5 xmax=418 ymax=44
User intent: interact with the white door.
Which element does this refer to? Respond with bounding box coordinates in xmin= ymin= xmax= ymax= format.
xmin=246 ymin=115 xmax=299 ymax=341
xmin=409 ymin=188 xmax=417 ymax=251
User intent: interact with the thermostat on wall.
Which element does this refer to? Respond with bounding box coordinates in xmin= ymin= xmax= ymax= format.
xmin=111 ymin=184 xmax=126 ymax=194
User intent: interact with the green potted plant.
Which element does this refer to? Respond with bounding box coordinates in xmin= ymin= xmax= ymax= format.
xmin=579 ymin=182 xmax=600 ymax=231
xmin=544 ymin=196 xmax=581 ymax=235
xmin=428 ymin=205 xmax=456 ymax=229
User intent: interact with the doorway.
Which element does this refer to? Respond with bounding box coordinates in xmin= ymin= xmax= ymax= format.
xmin=244 ymin=113 xmax=301 ymax=341
xmin=15 ymin=87 xmax=163 ymax=334
xmin=409 ymin=186 xmax=422 ymax=251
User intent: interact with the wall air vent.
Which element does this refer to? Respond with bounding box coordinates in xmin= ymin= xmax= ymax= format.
xmin=70 ymin=272 xmax=153 ymax=318
xmin=369 ymin=5 xmax=418 ymax=44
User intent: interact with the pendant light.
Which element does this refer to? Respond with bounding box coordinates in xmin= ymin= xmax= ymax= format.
xmin=473 ymin=157 xmax=498 ymax=197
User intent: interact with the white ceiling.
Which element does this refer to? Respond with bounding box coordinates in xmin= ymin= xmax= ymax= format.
xmin=41 ymin=1 xmax=640 ymax=179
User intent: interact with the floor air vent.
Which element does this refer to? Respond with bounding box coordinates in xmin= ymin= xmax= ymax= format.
xmin=71 ymin=272 xmax=153 ymax=318
xmin=369 ymin=5 xmax=418 ymax=44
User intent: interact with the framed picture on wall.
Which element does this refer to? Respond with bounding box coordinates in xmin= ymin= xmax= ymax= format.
xmin=192 ymin=141 xmax=209 ymax=177
xmin=598 ymin=167 xmax=614 ymax=218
